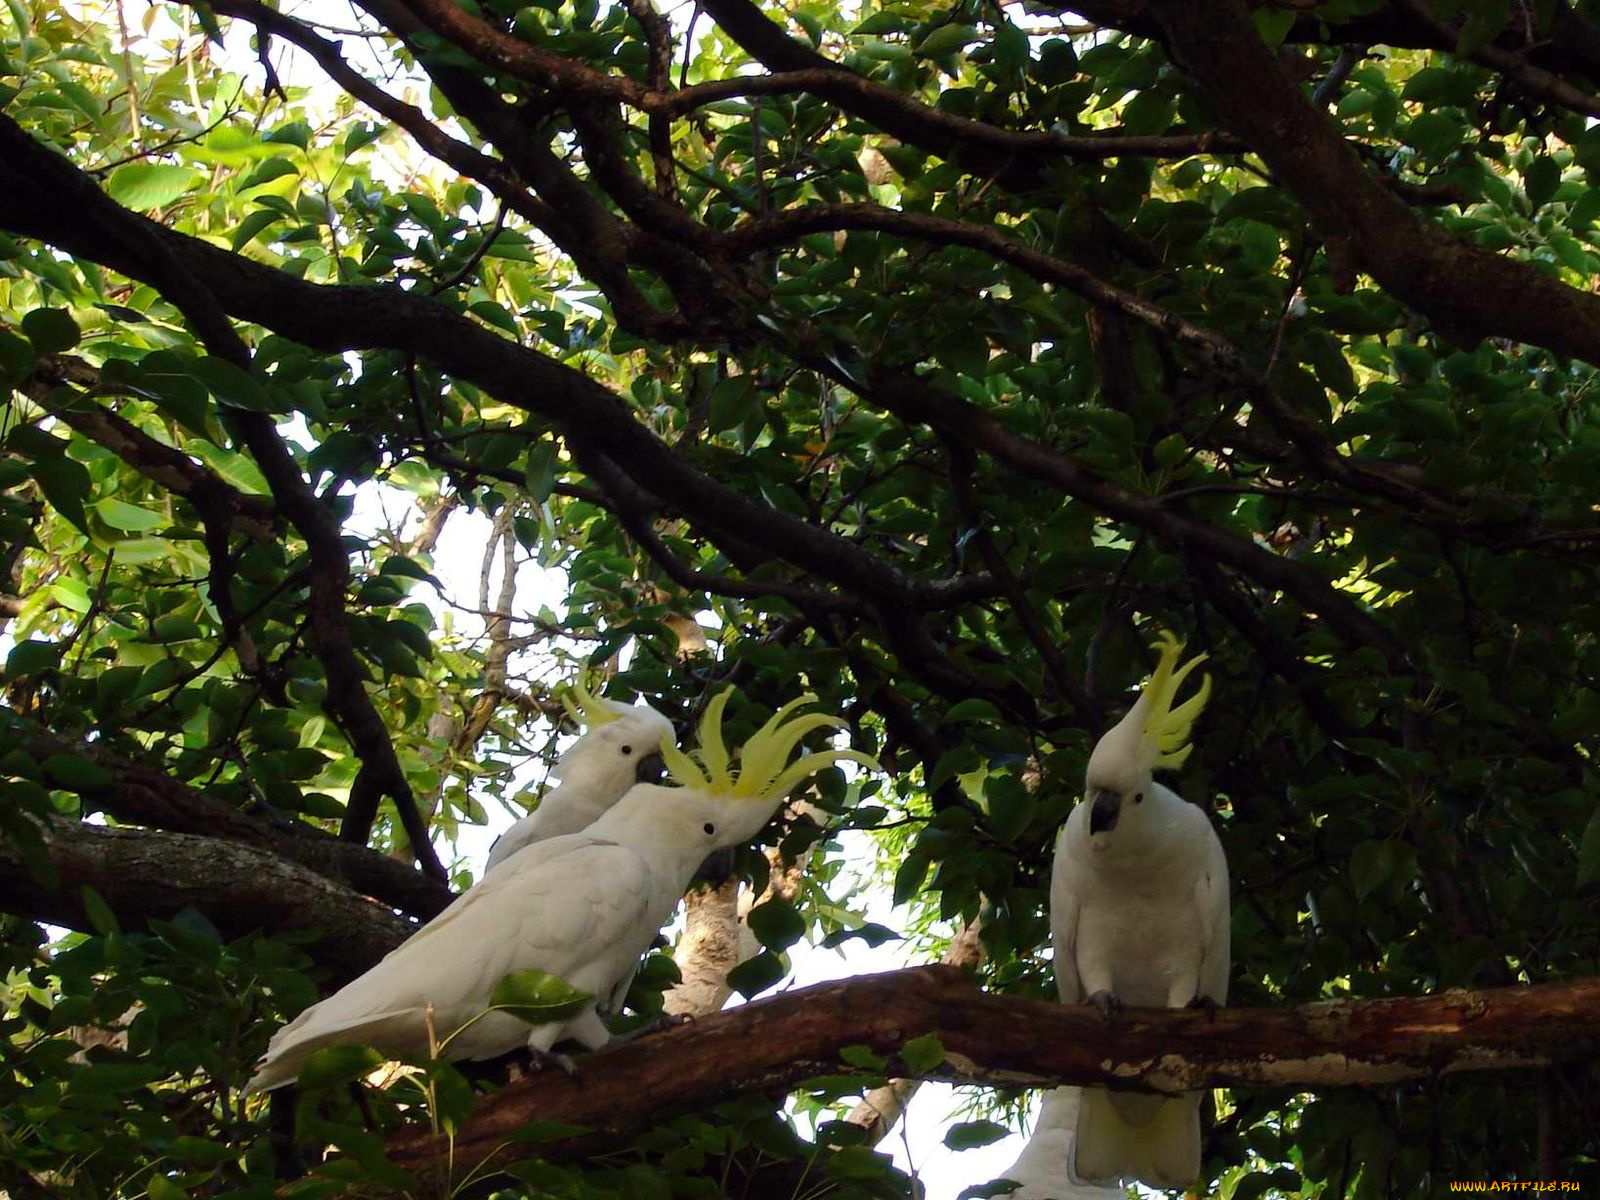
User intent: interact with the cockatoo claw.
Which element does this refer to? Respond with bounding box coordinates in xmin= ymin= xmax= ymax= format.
xmin=1187 ymin=994 xmax=1219 ymax=1021
xmin=1087 ymin=990 xmax=1122 ymax=1022
xmin=526 ymin=1048 xmax=579 ymax=1077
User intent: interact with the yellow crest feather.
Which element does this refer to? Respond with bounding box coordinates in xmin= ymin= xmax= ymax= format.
xmin=1138 ymin=630 xmax=1211 ymax=770
xmin=560 ymin=676 xmax=621 ymax=729
xmin=663 ymin=688 xmax=880 ymax=801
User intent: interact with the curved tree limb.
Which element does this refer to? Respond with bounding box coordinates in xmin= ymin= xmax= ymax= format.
xmin=0 ymin=114 xmax=1011 ymax=624
xmin=370 ymin=965 xmax=1600 ymax=1192
xmin=0 ymin=816 xmax=414 ymax=982
xmin=9 ymin=722 xmax=456 ymax=919
xmin=1141 ymin=0 xmax=1600 ymax=366
xmin=22 ymin=356 xmax=278 ymax=539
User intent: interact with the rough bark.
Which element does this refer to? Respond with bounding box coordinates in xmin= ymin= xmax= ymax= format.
xmin=843 ymin=917 xmax=985 ymax=1144
xmin=0 ymin=816 xmax=414 ymax=981
xmin=371 ymin=965 xmax=1600 ymax=1192
xmin=12 ymin=723 xmax=456 ymax=919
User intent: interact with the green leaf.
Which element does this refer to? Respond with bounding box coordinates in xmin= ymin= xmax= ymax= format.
xmin=80 ymin=885 xmax=121 ymax=935
xmin=343 ymin=122 xmax=385 ymax=153
xmin=298 ymin=1044 xmax=386 ymax=1088
xmin=914 ymin=23 xmax=980 ymax=58
xmin=0 ymin=328 xmax=34 ymax=382
xmin=50 ymin=577 xmax=91 ymax=613
xmin=1524 ymin=155 xmax=1561 ymax=212
xmin=942 ymin=698 xmax=1002 ymax=724
xmin=827 ymin=1146 xmax=893 ymax=1180
xmin=147 ymin=1176 xmax=188 ymax=1200
xmin=1350 ymin=839 xmax=1395 ymax=902
xmin=230 ymin=208 xmax=281 ymax=251
xmin=1152 ymin=433 xmax=1187 ymax=469
xmin=240 ymin=156 xmax=298 ymax=190
xmin=105 ymin=163 xmax=201 ymax=210
xmin=726 ymin=950 xmax=787 ymax=999
xmin=839 ymin=1044 xmax=887 ymax=1071
xmin=5 ymin=639 xmax=61 ymax=678
xmin=94 ymin=497 xmax=167 ymax=532
xmin=1577 ymin=807 xmax=1600 ymax=888
xmin=524 ymin=439 xmax=559 ymax=504
xmin=706 ymin=377 xmax=758 ymax=435
xmin=189 ymin=441 xmax=272 ymax=494
xmin=152 ymin=615 xmax=203 ymax=642
xmin=21 ymin=307 xmax=80 ymax=354
xmin=469 ymin=300 xmax=518 ymax=334
xmin=943 ymin=1120 xmax=1010 ymax=1150
xmin=380 ymin=556 xmax=442 ymax=587
xmin=190 ymin=356 xmax=274 ymax=412
xmin=898 ymin=1032 xmax=945 ymax=1073
xmin=747 ymin=896 xmax=807 ymax=952
xmin=30 ymin=454 xmax=93 ymax=533
xmin=487 ymin=968 xmax=594 ymax=1023
xmin=1252 ymin=6 xmax=1295 ymax=49
xmin=42 ymin=754 xmax=113 ymax=791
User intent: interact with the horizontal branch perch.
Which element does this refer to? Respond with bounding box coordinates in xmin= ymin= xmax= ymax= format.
xmin=375 ymin=965 xmax=1600 ymax=1191
xmin=0 ymin=815 xmax=414 ymax=982
xmin=13 ymin=723 xmax=456 ymax=920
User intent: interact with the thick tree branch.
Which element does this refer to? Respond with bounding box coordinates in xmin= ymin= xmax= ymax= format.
xmin=0 ymin=121 xmax=446 ymax=885
xmin=22 ymin=356 xmax=277 ymax=539
xmin=1142 ymin=0 xmax=1600 ymax=366
xmin=694 ymin=0 xmax=1242 ymax=189
xmin=0 ymin=113 xmax=1003 ymax=624
xmin=371 ymin=965 xmax=1600 ymax=1191
xmin=0 ymin=816 xmax=413 ymax=982
xmin=1066 ymin=0 xmax=1600 ymax=82
xmin=11 ymin=722 xmax=456 ymax=919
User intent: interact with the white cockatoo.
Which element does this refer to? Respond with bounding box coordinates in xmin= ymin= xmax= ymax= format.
xmin=484 ymin=680 xmax=675 ymax=874
xmin=246 ymin=689 xmax=873 ymax=1093
xmin=1050 ymin=630 xmax=1229 ymax=1188
xmin=990 ymin=1089 xmax=1125 ymax=1200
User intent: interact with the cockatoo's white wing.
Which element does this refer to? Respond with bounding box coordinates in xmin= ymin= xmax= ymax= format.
xmin=485 ymin=812 xmax=546 ymax=872
xmin=249 ymin=837 xmax=653 ymax=1090
xmin=1049 ymin=814 xmax=1084 ymax=1005
xmin=1195 ymin=824 xmax=1231 ymax=1005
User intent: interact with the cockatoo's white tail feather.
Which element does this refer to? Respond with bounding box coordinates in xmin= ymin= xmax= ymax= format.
xmin=247 ymin=1008 xmax=419 ymax=1092
xmin=991 ymin=1089 xmax=1122 ymax=1199
xmin=1073 ymin=1087 xmax=1200 ymax=1189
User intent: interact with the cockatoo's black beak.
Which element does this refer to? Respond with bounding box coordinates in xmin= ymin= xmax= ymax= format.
xmin=693 ymin=846 xmax=739 ymax=886
xmin=635 ymin=752 xmax=666 ymax=784
xmin=1088 ymin=788 xmax=1120 ymax=835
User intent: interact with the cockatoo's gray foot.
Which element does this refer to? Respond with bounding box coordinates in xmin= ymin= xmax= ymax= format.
xmin=524 ymin=1048 xmax=580 ymax=1077
xmin=1187 ymin=994 xmax=1219 ymax=1020
xmin=1086 ymin=990 xmax=1122 ymax=1021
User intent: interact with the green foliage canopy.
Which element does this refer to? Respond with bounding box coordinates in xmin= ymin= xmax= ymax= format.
xmin=0 ymin=0 xmax=1598 ymax=1195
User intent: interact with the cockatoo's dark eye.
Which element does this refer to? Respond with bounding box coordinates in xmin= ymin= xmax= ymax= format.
xmin=703 ymin=822 xmax=716 ymax=836
xmin=1133 ymin=792 xmax=1144 ymax=804
xmin=620 ymin=745 xmax=633 ymax=755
